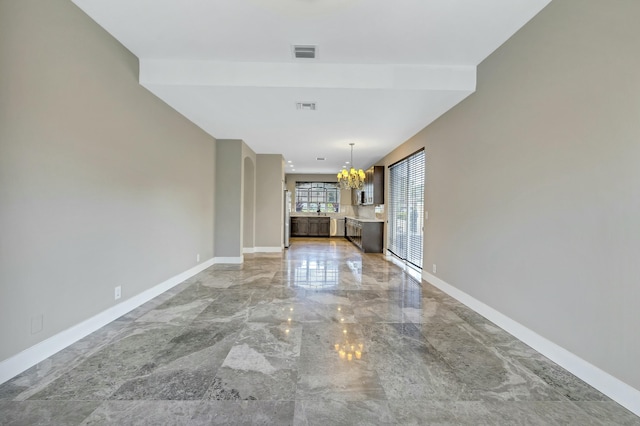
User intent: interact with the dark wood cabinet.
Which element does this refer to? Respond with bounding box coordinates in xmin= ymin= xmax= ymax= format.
xmin=319 ymin=219 xmax=330 ymax=236
xmin=345 ymin=218 xmax=384 ymax=253
xmin=361 ymin=166 xmax=384 ymax=205
xmin=308 ymin=218 xmax=320 ymax=235
xmin=291 ymin=217 xmax=308 ymax=236
xmin=291 ymin=217 xmax=330 ymax=237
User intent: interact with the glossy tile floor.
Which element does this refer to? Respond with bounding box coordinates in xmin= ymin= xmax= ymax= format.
xmin=1 ymin=238 xmax=638 ymax=425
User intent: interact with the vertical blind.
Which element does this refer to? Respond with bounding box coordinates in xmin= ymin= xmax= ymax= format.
xmin=387 ymin=149 xmax=425 ymax=269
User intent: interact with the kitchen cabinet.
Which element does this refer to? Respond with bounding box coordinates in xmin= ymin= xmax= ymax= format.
xmin=307 ymin=218 xmax=318 ymax=236
xmin=322 ymin=220 xmax=330 ymax=236
xmin=291 ymin=217 xmax=308 ymax=236
xmin=360 ymin=166 xmax=384 ymax=205
xmin=309 ymin=217 xmax=330 ymax=236
xmin=345 ymin=218 xmax=384 ymax=253
xmin=291 ymin=217 xmax=330 ymax=237
xmin=351 ymin=188 xmax=360 ymax=205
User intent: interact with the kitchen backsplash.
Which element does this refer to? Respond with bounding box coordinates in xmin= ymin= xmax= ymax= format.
xmin=340 ymin=205 xmax=357 ymax=217
xmin=355 ymin=204 xmax=385 ymax=220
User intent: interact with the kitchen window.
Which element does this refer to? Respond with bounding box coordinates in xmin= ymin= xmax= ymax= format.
xmin=295 ymin=182 xmax=340 ymax=213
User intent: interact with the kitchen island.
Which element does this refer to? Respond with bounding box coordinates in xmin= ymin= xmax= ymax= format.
xmin=345 ymin=217 xmax=384 ymax=253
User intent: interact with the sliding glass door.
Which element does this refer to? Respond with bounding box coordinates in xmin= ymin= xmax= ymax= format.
xmin=388 ymin=149 xmax=425 ymax=269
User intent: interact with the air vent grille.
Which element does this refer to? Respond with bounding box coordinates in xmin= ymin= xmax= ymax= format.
xmin=293 ymin=45 xmax=317 ymax=59
xmin=296 ymin=102 xmax=316 ymax=111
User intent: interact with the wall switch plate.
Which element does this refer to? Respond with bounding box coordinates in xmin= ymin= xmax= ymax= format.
xmin=114 ymin=286 xmax=122 ymax=300
xmin=433 ymin=264 xmax=437 ymax=274
xmin=196 ymin=253 xmax=200 ymax=262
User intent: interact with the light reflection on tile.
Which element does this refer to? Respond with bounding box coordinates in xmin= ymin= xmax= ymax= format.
xmin=288 ymin=256 xmax=341 ymax=289
xmin=0 ymin=237 xmax=636 ymax=424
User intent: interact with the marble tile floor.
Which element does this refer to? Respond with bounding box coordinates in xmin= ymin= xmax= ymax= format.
xmin=1 ymin=238 xmax=638 ymax=425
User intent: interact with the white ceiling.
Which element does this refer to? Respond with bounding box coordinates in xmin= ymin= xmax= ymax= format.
xmin=73 ymin=0 xmax=550 ymax=174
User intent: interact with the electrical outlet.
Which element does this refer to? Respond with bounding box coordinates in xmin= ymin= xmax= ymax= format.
xmin=433 ymin=264 xmax=437 ymax=274
xmin=114 ymin=286 xmax=122 ymax=300
xmin=196 ymin=253 xmax=200 ymax=262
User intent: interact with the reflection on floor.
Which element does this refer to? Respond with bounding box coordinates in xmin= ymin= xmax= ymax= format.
xmin=1 ymin=238 xmax=638 ymax=425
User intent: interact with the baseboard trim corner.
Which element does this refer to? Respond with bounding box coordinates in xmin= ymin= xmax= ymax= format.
xmin=0 ymin=258 xmax=215 ymax=386
xmin=421 ymin=271 xmax=640 ymax=417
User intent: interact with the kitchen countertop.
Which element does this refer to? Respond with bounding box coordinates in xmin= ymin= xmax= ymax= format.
xmin=345 ymin=216 xmax=385 ymax=223
xmin=290 ymin=214 xmax=345 ymax=218
xmin=289 ymin=214 xmax=384 ymax=223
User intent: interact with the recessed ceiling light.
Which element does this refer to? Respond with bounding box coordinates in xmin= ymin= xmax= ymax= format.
xmin=287 ymin=160 xmax=292 ymax=163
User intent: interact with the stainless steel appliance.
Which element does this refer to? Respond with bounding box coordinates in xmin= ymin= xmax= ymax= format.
xmin=283 ymin=190 xmax=291 ymax=248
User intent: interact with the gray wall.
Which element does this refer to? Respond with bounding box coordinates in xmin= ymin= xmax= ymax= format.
xmin=243 ymin=157 xmax=256 ymax=250
xmin=214 ymin=140 xmax=241 ymax=258
xmin=0 ymin=0 xmax=216 ymax=361
xmin=242 ymin=143 xmax=257 ymax=253
xmin=256 ymin=155 xmax=284 ymax=248
xmin=381 ymin=0 xmax=640 ymax=390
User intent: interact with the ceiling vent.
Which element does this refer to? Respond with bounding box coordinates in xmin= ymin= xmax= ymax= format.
xmin=293 ymin=45 xmax=317 ymax=59
xmin=296 ymin=102 xmax=316 ymax=111
xmin=316 ymin=157 xmax=326 ymax=161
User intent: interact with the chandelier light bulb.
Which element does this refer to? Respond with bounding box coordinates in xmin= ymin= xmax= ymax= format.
xmin=337 ymin=143 xmax=365 ymax=190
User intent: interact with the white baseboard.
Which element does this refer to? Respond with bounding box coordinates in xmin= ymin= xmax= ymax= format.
xmin=422 ymin=271 xmax=640 ymax=417
xmin=212 ymin=256 xmax=243 ymax=264
xmin=0 ymin=259 xmax=215 ymax=386
xmin=243 ymin=247 xmax=282 ymax=254
xmin=254 ymin=247 xmax=282 ymax=253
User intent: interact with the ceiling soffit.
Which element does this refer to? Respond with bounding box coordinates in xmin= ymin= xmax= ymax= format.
xmin=140 ymin=60 xmax=477 ymax=91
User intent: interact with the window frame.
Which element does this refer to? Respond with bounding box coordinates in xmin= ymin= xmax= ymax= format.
xmin=387 ymin=149 xmax=425 ymax=269
xmin=294 ymin=182 xmax=340 ymax=213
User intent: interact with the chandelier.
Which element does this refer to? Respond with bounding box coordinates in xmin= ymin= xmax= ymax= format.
xmin=337 ymin=143 xmax=365 ymax=190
